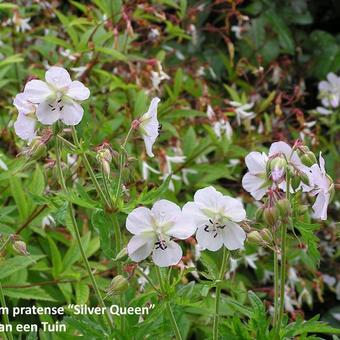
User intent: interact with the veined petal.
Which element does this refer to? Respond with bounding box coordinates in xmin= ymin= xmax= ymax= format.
xmin=66 ymin=81 xmax=90 ymax=101
xmin=45 ymin=66 xmax=72 ymax=88
xmin=167 ymin=214 xmax=197 ymax=240
xmin=126 ymin=207 xmax=154 ymax=235
xmin=152 ymin=240 xmax=182 ymax=267
xmin=182 ymin=202 xmax=207 ymax=229
xmin=151 ymin=200 xmax=181 ymax=229
xmin=13 ymin=92 xmax=35 ymax=115
xmin=36 ymin=101 xmax=61 ymax=125
xmin=142 ymin=133 xmax=158 ymax=157
xmin=60 ymin=101 xmax=84 ymax=126
xmin=14 ymin=113 xmax=36 ymax=142
xmin=193 ymin=186 xmax=223 ymax=211
xmin=24 ymin=80 xmax=52 ymax=103
xmin=312 ymin=193 xmax=329 ymax=220
xmin=221 ymin=196 xmax=246 ymax=222
xmin=221 ymin=221 xmax=246 ymax=250
xmin=269 ymin=141 xmax=292 ymax=159
xmin=196 ymin=224 xmax=223 ymax=251
xmin=245 ymin=151 xmax=267 ymax=173
xmin=127 ymin=234 xmax=155 ymax=262
xmin=242 ymin=172 xmax=268 ymax=200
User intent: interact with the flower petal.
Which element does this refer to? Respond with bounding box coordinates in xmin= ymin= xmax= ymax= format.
xmin=60 ymin=101 xmax=84 ymax=126
xmin=221 ymin=196 xmax=246 ymax=222
xmin=245 ymin=151 xmax=267 ymax=173
xmin=24 ymin=80 xmax=52 ymax=103
xmin=152 ymin=240 xmax=182 ymax=267
xmin=151 ymin=200 xmax=181 ymax=229
xmin=242 ymin=172 xmax=268 ymax=200
xmin=45 ymin=66 xmax=72 ymax=88
xmin=182 ymin=202 xmax=207 ymax=229
xmin=14 ymin=113 xmax=36 ymax=142
xmin=66 ymin=81 xmax=90 ymax=101
xmin=13 ymin=93 xmax=35 ymax=115
xmin=312 ymin=193 xmax=329 ymax=220
xmin=127 ymin=234 xmax=155 ymax=262
xmin=269 ymin=141 xmax=292 ymax=159
xmin=221 ymin=222 xmax=246 ymax=250
xmin=196 ymin=225 xmax=223 ymax=251
xmin=126 ymin=207 xmax=154 ymax=235
xmin=36 ymin=101 xmax=61 ymax=125
xmin=193 ymin=186 xmax=223 ymax=211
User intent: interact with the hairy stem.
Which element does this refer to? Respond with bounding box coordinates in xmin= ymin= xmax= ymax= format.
xmin=0 ymin=282 xmax=14 ymax=340
xmin=114 ymin=126 xmax=134 ymax=204
xmin=213 ymin=247 xmax=229 ymax=340
xmin=273 ymin=250 xmax=279 ymax=330
xmin=155 ymin=267 xmax=182 ymax=340
xmin=55 ymin=134 xmax=114 ymax=331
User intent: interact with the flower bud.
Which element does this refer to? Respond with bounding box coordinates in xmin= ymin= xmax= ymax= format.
xmin=277 ymin=198 xmax=292 ymax=217
xmin=260 ymin=228 xmax=273 ymax=243
xmin=270 ymin=156 xmax=287 ymax=172
xmin=300 ymin=152 xmax=317 ymax=167
xmin=97 ymin=148 xmax=112 ymax=178
xmin=247 ymin=231 xmax=263 ymax=244
xmin=105 ymin=275 xmax=129 ymax=297
xmin=300 ymin=172 xmax=310 ymax=186
xmin=12 ymin=241 xmax=29 ymax=256
xmin=263 ymin=206 xmax=278 ymax=226
xmin=255 ymin=207 xmax=264 ymax=221
xmin=291 ymin=176 xmax=301 ymax=190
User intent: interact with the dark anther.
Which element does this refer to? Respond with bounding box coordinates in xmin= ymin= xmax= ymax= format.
xmin=51 ymin=108 xmax=56 ymax=111
xmin=48 ymin=104 xmax=53 ymax=108
xmin=158 ymin=123 xmax=162 ymax=132
xmin=217 ymin=225 xmax=226 ymax=229
xmin=57 ymin=99 xmax=62 ymax=103
xmin=59 ymin=106 xmax=64 ymax=111
xmin=213 ymin=233 xmax=218 ymax=238
xmin=204 ymin=225 xmax=209 ymax=232
xmin=209 ymin=219 xmax=213 ymax=224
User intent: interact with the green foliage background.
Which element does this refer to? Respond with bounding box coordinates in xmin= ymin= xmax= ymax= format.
xmin=0 ymin=0 xmax=339 ymax=339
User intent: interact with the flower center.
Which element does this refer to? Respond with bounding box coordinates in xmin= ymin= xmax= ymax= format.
xmin=203 ymin=219 xmax=226 ymax=238
xmin=48 ymin=98 xmax=64 ymax=112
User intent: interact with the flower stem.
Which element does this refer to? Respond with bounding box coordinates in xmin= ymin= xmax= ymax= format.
xmin=213 ymin=247 xmax=229 ymax=340
xmin=114 ymin=126 xmax=134 ymax=204
xmin=71 ymin=127 xmax=112 ymax=209
xmin=276 ymin=221 xmax=287 ymax=338
xmin=273 ymin=250 xmax=279 ymax=330
xmin=155 ymin=267 xmax=182 ymax=340
xmin=0 ymin=281 xmax=13 ymax=340
xmin=55 ymin=135 xmax=114 ymax=331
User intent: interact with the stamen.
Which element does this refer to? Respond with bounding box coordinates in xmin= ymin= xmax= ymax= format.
xmin=59 ymin=106 xmax=64 ymax=111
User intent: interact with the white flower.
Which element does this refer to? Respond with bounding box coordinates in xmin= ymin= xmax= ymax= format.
xmin=12 ymin=13 xmax=31 ymax=32
xmin=182 ymin=186 xmax=246 ymax=251
xmin=268 ymin=141 xmax=311 ymax=192
xmin=318 ymin=72 xmax=340 ymax=108
xmin=316 ymin=106 xmax=333 ymax=115
xmin=13 ymin=92 xmax=37 ymax=142
xmin=42 ymin=215 xmax=56 ymax=229
xmin=137 ymin=266 xmax=150 ymax=291
xmin=242 ymin=151 xmax=270 ymax=200
xmin=322 ymin=274 xmax=336 ymax=287
xmin=138 ymin=97 xmax=160 ymax=158
xmin=142 ymin=161 xmax=161 ymax=181
xmin=148 ymin=28 xmax=160 ymax=41
xmin=151 ymin=62 xmax=170 ymax=90
xmin=207 ymin=105 xmax=233 ymax=140
xmin=230 ymin=101 xmax=255 ymax=125
xmin=309 ymin=153 xmax=332 ymax=220
xmin=244 ymin=253 xmax=258 ymax=269
xmin=23 ymin=66 xmax=90 ymax=126
xmin=126 ymin=200 xmax=195 ymax=267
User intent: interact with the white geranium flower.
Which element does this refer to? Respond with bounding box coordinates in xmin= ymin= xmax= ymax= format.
xmin=316 ymin=106 xmax=333 ymax=115
xmin=138 ymin=97 xmax=160 ymax=158
xmin=207 ymin=105 xmax=233 ymax=140
xmin=182 ymin=186 xmax=246 ymax=251
xmin=230 ymin=101 xmax=255 ymax=125
xmin=269 ymin=141 xmax=312 ymax=192
xmin=242 ymin=151 xmax=270 ymax=200
xmin=151 ymin=62 xmax=170 ymax=90
xmin=126 ymin=200 xmax=195 ymax=267
xmin=23 ymin=66 xmax=90 ymax=126
xmin=13 ymin=92 xmax=37 ymax=142
xmin=318 ymin=72 xmax=340 ymax=108
xmin=309 ymin=153 xmax=333 ymax=220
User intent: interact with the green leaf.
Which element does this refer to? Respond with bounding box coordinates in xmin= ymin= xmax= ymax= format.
xmin=9 ymin=177 xmax=29 ymax=221
xmin=3 ymin=287 xmax=56 ymax=302
xmin=75 ymin=282 xmax=90 ymax=304
xmin=0 ymin=255 xmax=45 ymax=280
xmin=48 ymin=237 xmax=63 ymax=278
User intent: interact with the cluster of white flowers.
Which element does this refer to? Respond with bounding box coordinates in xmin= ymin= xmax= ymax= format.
xmin=126 ymin=186 xmax=246 ymax=267
xmin=13 ymin=66 xmax=90 ymax=142
xmin=316 ymin=72 xmax=340 ymax=115
xmin=242 ymin=141 xmax=333 ymax=220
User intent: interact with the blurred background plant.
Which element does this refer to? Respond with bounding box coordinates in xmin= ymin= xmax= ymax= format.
xmin=0 ymin=0 xmax=339 ymax=339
